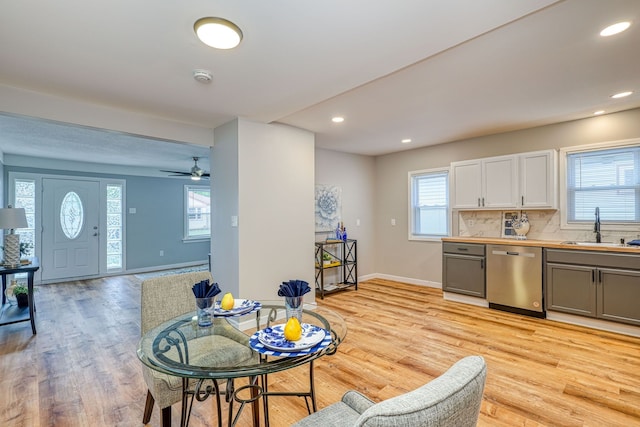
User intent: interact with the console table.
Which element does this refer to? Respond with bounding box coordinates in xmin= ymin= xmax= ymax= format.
xmin=0 ymin=257 xmax=40 ymax=334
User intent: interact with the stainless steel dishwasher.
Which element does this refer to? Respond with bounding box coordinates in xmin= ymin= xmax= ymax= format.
xmin=486 ymin=244 xmax=544 ymax=318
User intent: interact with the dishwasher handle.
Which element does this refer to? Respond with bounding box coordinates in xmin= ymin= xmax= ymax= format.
xmin=491 ymin=249 xmax=536 ymax=258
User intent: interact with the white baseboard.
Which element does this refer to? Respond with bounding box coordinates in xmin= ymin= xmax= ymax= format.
xmin=126 ymin=260 xmax=209 ymax=275
xmin=443 ymin=292 xmax=489 ymax=308
xmin=546 ymin=311 xmax=640 ymax=338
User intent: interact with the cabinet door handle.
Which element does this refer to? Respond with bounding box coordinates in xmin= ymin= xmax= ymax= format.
xmin=482 ymin=197 xmax=485 ymax=207
xmin=478 ymin=198 xmax=481 ymax=207
xmin=521 ymin=196 xmax=524 ymax=205
xmin=598 ymin=270 xmax=602 ymax=283
xmin=481 ymin=259 xmax=484 ymax=269
xmin=592 ymin=269 xmax=595 ymax=283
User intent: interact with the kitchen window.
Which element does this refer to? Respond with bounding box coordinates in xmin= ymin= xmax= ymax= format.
xmin=563 ymin=141 xmax=640 ymax=225
xmin=409 ymin=168 xmax=450 ymax=240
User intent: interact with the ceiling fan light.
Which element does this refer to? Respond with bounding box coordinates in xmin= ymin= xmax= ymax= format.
xmin=191 ymin=175 xmax=201 ymax=181
xmin=194 ymin=17 xmax=243 ymax=49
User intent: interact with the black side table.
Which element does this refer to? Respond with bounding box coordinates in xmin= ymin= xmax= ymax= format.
xmin=1 ymin=257 xmax=40 ymax=334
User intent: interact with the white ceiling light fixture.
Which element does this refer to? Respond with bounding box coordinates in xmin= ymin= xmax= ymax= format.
xmin=611 ymin=91 xmax=633 ymax=99
xmin=194 ymin=17 xmax=243 ymax=49
xmin=401 ymin=139 xmax=412 ymax=144
xmin=600 ymin=21 xmax=631 ymax=37
xmin=593 ymin=110 xmax=605 ymax=115
xmin=331 ymin=116 xmax=345 ymax=123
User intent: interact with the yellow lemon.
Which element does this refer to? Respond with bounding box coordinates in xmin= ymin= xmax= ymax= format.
xmin=284 ymin=317 xmax=302 ymax=341
xmin=220 ymin=293 xmax=235 ymax=310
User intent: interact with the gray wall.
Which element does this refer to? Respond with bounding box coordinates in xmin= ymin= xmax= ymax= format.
xmin=374 ymin=108 xmax=640 ymax=284
xmin=126 ymin=175 xmax=209 ymax=269
xmin=315 ymin=148 xmax=376 ymax=276
xmin=4 ymin=164 xmax=209 ymax=271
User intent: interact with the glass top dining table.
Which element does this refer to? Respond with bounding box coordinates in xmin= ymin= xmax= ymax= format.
xmin=137 ymin=301 xmax=347 ymax=427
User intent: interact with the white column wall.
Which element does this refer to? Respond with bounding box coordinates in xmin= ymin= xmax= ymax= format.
xmin=211 ymin=120 xmax=240 ymax=295
xmin=212 ymin=118 xmax=315 ymax=302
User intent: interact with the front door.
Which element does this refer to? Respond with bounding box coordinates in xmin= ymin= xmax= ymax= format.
xmin=41 ymin=178 xmax=100 ymax=281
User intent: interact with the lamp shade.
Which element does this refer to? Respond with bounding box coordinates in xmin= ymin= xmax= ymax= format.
xmin=0 ymin=207 xmax=28 ymax=230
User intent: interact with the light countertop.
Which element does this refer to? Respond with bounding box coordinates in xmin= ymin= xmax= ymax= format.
xmin=442 ymin=236 xmax=640 ymax=254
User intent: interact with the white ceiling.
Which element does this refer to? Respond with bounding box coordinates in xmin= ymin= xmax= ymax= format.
xmin=0 ymin=0 xmax=639 ymax=172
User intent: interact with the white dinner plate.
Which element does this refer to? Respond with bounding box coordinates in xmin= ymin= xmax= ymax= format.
xmin=258 ymin=323 xmax=326 ymax=352
xmin=213 ymin=299 xmax=257 ymax=316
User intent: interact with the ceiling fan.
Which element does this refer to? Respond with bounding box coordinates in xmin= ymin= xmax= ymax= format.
xmin=161 ymin=157 xmax=210 ymax=180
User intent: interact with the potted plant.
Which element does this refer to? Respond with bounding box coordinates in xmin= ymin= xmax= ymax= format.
xmin=322 ymin=252 xmax=333 ymax=266
xmin=13 ymin=284 xmax=29 ymax=308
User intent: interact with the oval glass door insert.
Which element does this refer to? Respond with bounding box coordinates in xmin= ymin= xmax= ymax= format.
xmin=60 ymin=191 xmax=84 ymax=239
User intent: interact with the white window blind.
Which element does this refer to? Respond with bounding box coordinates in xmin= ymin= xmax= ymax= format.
xmin=410 ymin=169 xmax=449 ymax=238
xmin=566 ymin=145 xmax=640 ymax=223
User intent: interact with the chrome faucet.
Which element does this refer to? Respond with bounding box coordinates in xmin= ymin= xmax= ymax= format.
xmin=594 ymin=207 xmax=601 ymax=243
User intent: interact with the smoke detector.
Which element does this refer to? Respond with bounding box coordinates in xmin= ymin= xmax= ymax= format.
xmin=193 ymin=69 xmax=213 ymax=83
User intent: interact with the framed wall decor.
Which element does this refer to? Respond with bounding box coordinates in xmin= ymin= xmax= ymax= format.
xmin=315 ymin=184 xmax=341 ymax=232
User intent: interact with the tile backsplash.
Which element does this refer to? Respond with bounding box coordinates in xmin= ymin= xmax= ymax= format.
xmin=457 ymin=210 xmax=639 ymax=243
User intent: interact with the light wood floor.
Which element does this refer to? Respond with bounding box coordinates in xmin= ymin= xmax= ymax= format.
xmin=1 ymin=276 xmax=639 ymax=426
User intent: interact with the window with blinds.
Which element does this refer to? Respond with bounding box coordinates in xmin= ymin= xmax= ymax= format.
xmin=566 ymin=145 xmax=640 ymax=223
xmin=409 ymin=168 xmax=449 ymax=239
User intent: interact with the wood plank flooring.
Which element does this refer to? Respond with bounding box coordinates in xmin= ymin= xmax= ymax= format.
xmin=1 ymin=276 xmax=639 ymax=426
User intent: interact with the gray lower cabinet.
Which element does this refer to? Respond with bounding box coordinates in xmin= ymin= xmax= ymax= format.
xmin=545 ymin=249 xmax=640 ymax=326
xmin=599 ymin=268 xmax=640 ymax=324
xmin=546 ymin=263 xmax=596 ymax=317
xmin=442 ymin=242 xmax=486 ymax=297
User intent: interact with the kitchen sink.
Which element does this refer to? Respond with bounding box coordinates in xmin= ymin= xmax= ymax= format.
xmin=562 ymin=241 xmax=627 ymax=248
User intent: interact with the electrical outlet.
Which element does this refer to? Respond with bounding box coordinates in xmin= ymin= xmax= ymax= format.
xmin=159 ymin=250 xmax=164 ymax=256
xmin=356 ymin=219 xmax=361 ymax=226
xmin=391 ymin=218 xmax=396 ymax=226
xmin=468 ymin=220 xmax=475 ymax=227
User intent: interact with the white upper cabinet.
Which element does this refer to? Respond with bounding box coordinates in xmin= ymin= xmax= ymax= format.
xmin=451 ymin=149 xmax=557 ymax=210
xmin=519 ymin=150 xmax=557 ymax=209
xmin=452 ymin=155 xmax=517 ymax=209
xmin=451 ymin=160 xmax=483 ymax=209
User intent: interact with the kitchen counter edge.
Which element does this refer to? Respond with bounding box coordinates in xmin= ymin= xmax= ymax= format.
xmin=441 ymin=237 xmax=640 ymax=254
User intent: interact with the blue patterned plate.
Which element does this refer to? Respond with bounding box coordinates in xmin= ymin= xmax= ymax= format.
xmin=258 ymin=323 xmax=326 ymax=352
xmin=213 ymin=299 xmax=258 ymax=316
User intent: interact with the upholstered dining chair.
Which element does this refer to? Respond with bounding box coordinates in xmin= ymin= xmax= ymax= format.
xmin=140 ymin=271 xmax=257 ymax=427
xmin=291 ymin=355 xmax=487 ymax=427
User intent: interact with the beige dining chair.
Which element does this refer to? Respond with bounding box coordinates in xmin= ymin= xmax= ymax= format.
xmin=140 ymin=271 xmax=257 ymax=427
xmin=291 ymin=355 xmax=487 ymax=427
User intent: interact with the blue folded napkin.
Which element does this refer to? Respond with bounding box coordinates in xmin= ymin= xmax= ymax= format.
xmin=278 ymin=279 xmax=311 ymax=297
xmin=192 ymin=280 xmax=221 ymax=298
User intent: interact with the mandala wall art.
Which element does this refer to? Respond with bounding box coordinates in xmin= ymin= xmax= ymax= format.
xmin=315 ymin=185 xmax=341 ymax=232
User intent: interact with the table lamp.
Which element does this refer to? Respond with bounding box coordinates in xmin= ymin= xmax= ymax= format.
xmin=0 ymin=205 xmax=28 ymax=267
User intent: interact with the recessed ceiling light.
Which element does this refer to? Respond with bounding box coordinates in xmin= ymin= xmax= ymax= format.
xmin=600 ymin=21 xmax=631 ymax=37
xmin=331 ymin=116 xmax=345 ymax=123
xmin=194 ymin=17 xmax=243 ymax=49
xmin=593 ymin=110 xmax=605 ymax=115
xmin=611 ymin=91 xmax=633 ymax=99
xmin=401 ymin=139 xmax=412 ymax=144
